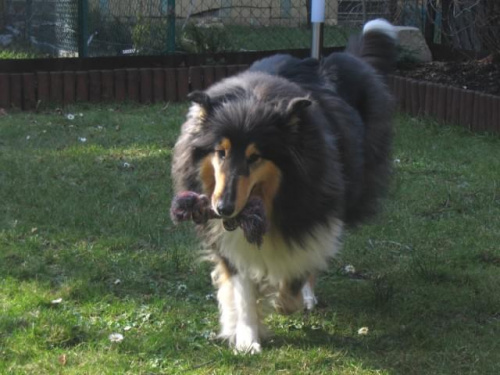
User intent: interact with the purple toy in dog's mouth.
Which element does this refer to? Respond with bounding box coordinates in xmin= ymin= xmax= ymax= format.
xmin=170 ymin=191 xmax=268 ymax=246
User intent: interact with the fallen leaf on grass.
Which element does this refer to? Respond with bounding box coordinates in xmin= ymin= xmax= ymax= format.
xmin=58 ymin=354 xmax=67 ymax=366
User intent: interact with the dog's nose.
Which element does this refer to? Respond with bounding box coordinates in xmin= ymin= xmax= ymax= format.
xmin=216 ymin=201 xmax=235 ymax=217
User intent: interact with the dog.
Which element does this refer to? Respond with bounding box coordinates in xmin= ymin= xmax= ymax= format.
xmin=171 ymin=19 xmax=397 ymax=354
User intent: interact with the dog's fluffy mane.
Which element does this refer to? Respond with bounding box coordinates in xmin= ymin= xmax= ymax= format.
xmin=173 ymin=46 xmax=394 ymax=244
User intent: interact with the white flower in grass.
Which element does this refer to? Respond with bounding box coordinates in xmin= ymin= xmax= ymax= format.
xmin=78 ymin=137 xmax=87 ymax=143
xmin=177 ymin=284 xmax=187 ymax=292
xmin=124 ymin=326 xmax=132 ymax=331
xmin=66 ymin=114 xmax=75 ymax=120
xmin=123 ymin=162 xmax=131 ymax=168
xmin=108 ymin=333 xmax=124 ymax=343
xmin=26 ymin=135 xmax=31 ymax=140
xmin=344 ymin=264 xmax=356 ymax=274
xmin=358 ymin=327 xmax=369 ymax=335
xmin=51 ymin=298 xmax=63 ymax=304
xmin=79 ymin=113 xmax=83 ymax=117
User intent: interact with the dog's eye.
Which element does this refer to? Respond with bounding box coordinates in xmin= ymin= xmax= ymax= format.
xmin=247 ymin=154 xmax=261 ymax=165
xmin=216 ymin=149 xmax=226 ymax=160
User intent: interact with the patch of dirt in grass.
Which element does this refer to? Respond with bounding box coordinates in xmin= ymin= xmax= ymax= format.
xmin=396 ymin=60 xmax=500 ymax=96
xmin=478 ymin=250 xmax=500 ymax=266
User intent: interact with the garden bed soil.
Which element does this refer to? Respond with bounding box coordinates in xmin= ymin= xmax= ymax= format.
xmin=396 ymin=60 xmax=500 ymax=97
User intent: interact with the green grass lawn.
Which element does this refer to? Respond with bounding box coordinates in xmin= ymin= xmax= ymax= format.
xmin=1 ymin=104 xmax=499 ymax=374
xmin=225 ymin=25 xmax=353 ymax=51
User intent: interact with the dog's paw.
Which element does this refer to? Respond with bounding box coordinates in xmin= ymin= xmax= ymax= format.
xmin=234 ymin=324 xmax=261 ymax=354
xmin=170 ymin=192 xmax=211 ymax=224
xmin=234 ymin=341 xmax=262 ymax=355
xmin=303 ymin=294 xmax=318 ymax=311
xmin=217 ymin=330 xmax=236 ymax=345
xmin=302 ymin=282 xmax=318 ymax=311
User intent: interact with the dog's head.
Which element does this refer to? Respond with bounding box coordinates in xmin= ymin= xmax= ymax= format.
xmin=187 ymin=85 xmax=311 ymax=219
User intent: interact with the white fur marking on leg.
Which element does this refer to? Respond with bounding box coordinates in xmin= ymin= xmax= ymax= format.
xmin=215 ymin=274 xmax=238 ymax=343
xmin=302 ymin=281 xmax=318 ymax=311
xmin=232 ymin=275 xmax=262 ymax=354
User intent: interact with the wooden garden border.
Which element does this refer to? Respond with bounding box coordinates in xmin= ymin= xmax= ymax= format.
xmin=387 ymin=75 xmax=500 ymax=134
xmin=0 ymin=65 xmax=249 ymax=110
xmin=0 ymin=64 xmax=498 ymax=135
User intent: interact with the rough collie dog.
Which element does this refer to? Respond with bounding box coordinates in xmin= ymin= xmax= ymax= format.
xmin=171 ymin=19 xmax=397 ymax=353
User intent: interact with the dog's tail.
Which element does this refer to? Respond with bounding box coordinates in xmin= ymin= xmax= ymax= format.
xmin=346 ymin=18 xmax=398 ymax=75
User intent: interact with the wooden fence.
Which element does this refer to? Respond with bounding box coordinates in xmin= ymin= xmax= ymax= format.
xmin=0 ymin=65 xmax=498 ymax=134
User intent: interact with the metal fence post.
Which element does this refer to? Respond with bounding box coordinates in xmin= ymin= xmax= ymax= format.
xmin=167 ymin=0 xmax=176 ymax=54
xmin=78 ymin=0 xmax=89 ymax=57
xmin=310 ymin=0 xmax=324 ymax=59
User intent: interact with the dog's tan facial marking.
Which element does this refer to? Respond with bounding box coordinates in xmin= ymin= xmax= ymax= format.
xmin=234 ymin=176 xmax=251 ymax=214
xmin=249 ymin=160 xmax=281 ymax=216
xmin=218 ymin=138 xmax=231 ymax=156
xmin=245 ymin=143 xmax=260 ymax=160
xmin=199 ymin=155 xmax=215 ymax=196
xmin=229 ymin=143 xmax=280 ymax=216
xmin=209 ymin=139 xmax=281 ymax=218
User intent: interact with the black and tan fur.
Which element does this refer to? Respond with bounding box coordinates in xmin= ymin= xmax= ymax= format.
xmin=171 ymin=19 xmax=397 ymax=353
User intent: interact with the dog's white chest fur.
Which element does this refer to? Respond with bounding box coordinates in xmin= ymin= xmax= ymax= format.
xmin=211 ymin=218 xmax=343 ymax=353
xmin=218 ymin=218 xmax=343 ymax=284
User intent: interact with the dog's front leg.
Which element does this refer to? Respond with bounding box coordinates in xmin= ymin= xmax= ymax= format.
xmin=302 ymin=275 xmax=318 ymax=311
xmin=232 ymin=274 xmax=261 ymax=354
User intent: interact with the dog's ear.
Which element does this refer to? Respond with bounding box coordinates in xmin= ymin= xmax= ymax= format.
xmin=188 ymin=91 xmax=212 ymax=111
xmin=285 ymin=97 xmax=312 ymax=131
xmin=286 ymin=97 xmax=312 ymax=116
